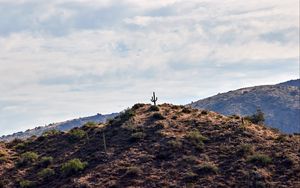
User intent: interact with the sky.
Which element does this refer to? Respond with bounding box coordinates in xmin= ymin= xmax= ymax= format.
xmin=0 ymin=0 xmax=299 ymax=136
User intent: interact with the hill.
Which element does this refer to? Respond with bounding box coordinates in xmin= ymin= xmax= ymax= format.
xmin=189 ymin=80 xmax=300 ymax=133
xmin=0 ymin=113 xmax=118 ymax=142
xmin=0 ymin=104 xmax=299 ymax=187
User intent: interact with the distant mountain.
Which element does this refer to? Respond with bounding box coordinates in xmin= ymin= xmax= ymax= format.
xmin=278 ymin=79 xmax=300 ymax=87
xmin=0 ymin=104 xmax=299 ymax=187
xmin=0 ymin=113 xmax=118 ymax=142
xmin=189 ymin=79 xmax=300 ymax=133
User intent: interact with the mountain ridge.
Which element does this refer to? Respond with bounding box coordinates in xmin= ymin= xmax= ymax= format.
xmin=0 ymin=113 xmax=118 ymax=142
xmin=189 ymin=79 xmax=300 ymax=133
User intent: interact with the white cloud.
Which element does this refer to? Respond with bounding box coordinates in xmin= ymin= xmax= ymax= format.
xmin=0 ymin=0 xmax=299 ymax=135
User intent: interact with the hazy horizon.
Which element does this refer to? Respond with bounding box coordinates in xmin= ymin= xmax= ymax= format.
xmin=0 ymin=0 xmax=299 ymax=136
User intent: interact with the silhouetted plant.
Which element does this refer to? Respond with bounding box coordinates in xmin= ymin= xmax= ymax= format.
xmin=151 ymin=92 xmax=158 ymax=106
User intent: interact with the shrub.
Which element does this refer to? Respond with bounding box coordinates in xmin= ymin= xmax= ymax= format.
xmin=193 ymin=163 xmax=218 ymax=175
xmin=149 ymin=105 xmax=159 ymax=112
xmin=14 ymin=143 xmax=26 ymax=150
xmin=0 ymin=150 xmax=8 ymax=164
xmin=61 ymin=158 xmax=87 ymax=176
xmin=181 ymin=155 xmax=198 ymax=165
xmin=38 ymin=168 xmax=55 ymax=179
xmin=183 ymin=171 xmax=198 ymax=182
xmin=19 ymin=180 xmax=35 ymax=188
xmin=132 ymin=103 xmax=145 ymax=110
xmin=17 ymin=152 xmax=38 ymax=166
xmin=237 ymin=144 xmax=254 ymax=156
xmin=167 ymin=139 xmax=182 ymax=150
xmin=152 ymin=113 xmax=165 ymax=120
xmin=119 ymin=108 xmax=135 ymax=122
xmin=39 ymin=156 xmax=53 ymax=167
xmin=247 ymin=154 xmax=272 ymax=166
xmin=201 ymin=110 xmax=208 ymax=115
xmin=123 ymin=166 xmax=142 ymax=177
xmin=185 ymin=130 xmax=208 ymax=150
xmin=42 ymin=129 xmax=61 ymax=137
xmin=68 ymin=129 xmax=86 ymax=142
xmin=182 ymin=107 xmax=192 ymax=113
xmin=275 ymin=135 xmax=287 ymax=142
xmin=130 ymin=132 xmax=146 ymax=142
xmin=83 ymin=122 xmax=97 ymax=127
xmin=245 ymin=108 xmax=265 ymax=125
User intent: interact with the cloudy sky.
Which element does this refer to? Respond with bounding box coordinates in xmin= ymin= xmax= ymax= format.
xmin=0 ymin=0 xmax=299 ymax=135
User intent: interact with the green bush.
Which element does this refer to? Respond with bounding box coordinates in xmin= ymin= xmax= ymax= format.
xmin=130 ymin=132 xmax=146 ymax=142
xmin=17 ymin=152 xmax=38 ymax=166
xmin=39 ymin=156 xmax=53 ymax=167
xmin=0 ymin=150 xmax=8 ymax=164
xmin=42 ymin=129 xmax=61 ymax=137
xmin=19 ymin=180 xmax=35 ymax=188
xmin=61 ymin=158 xmax=88 ymax=176
xmin=68 ymin=129 xmax=86 ymax=142
xmin=14 ymin=143 xmax=26 ymax=150
xmin=185 ymin=130 xmax=208 ymax=150
xmin=247 ymin=154 xmax=272 ymax=166
xmin=38 ymin=168 xmax=55 ymax=179
xmin=83 ymin=122 xmax=97 ymax=127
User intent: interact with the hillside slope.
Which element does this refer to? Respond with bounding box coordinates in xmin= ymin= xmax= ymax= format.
xmin=189 ymin=80 xmax=300 ymax=133
xmin=0 ymin=113 xmax=118 ymax=142
xmin=0 ymin=104 xmax=299 ymax=187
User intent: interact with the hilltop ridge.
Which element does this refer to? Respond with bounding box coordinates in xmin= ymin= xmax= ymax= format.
xmin=0 ymin=104 xmax=299 ymax=187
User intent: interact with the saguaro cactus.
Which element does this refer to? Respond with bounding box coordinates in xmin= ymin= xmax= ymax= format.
xmin=151 ymin=92 xmax=158 ymax=106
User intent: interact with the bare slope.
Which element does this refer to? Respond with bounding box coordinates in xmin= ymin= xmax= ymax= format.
xmin=0 ymin=104 xmax=299 ymax=188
